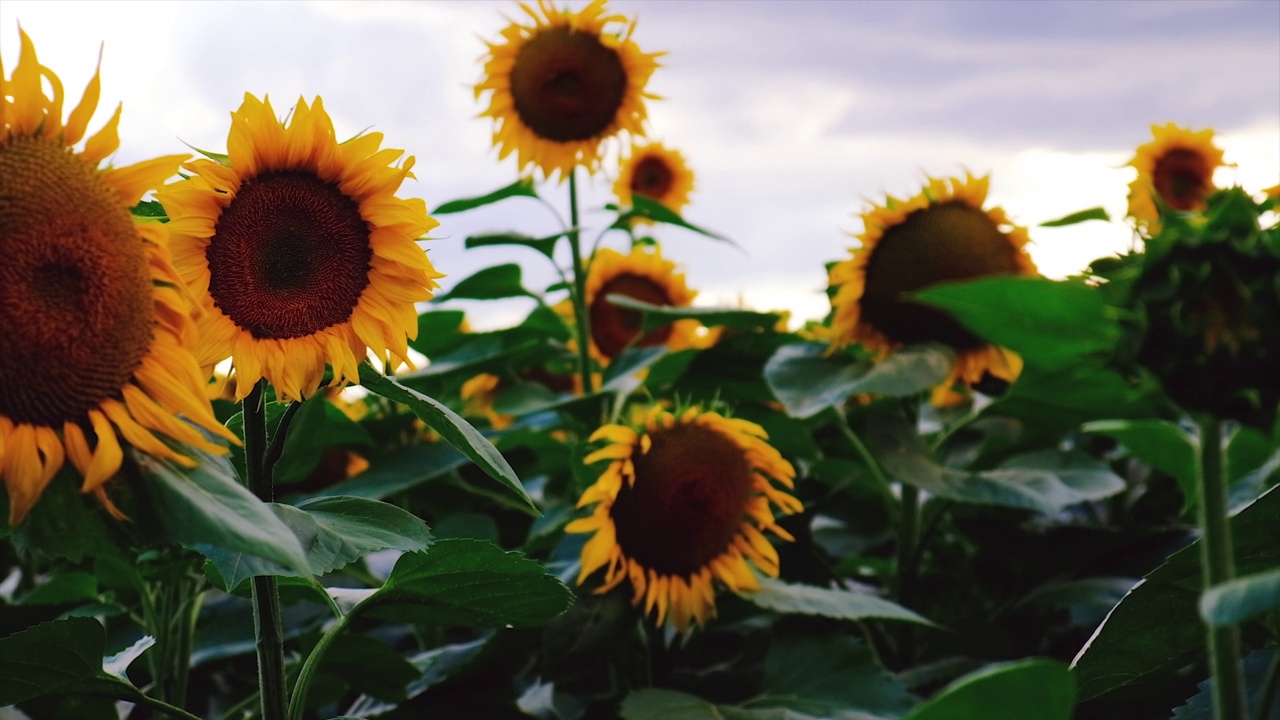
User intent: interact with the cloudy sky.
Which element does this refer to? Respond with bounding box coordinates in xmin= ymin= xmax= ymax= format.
xmin=4 ymin=0 xmax=1278 ymax=327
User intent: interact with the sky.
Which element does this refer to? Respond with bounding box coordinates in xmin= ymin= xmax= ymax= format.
xmin=4 ymin=0 xmax=1278 ymax=329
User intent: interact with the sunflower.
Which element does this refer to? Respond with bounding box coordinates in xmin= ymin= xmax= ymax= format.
xmin=583 ymin=245 xmax=711 ymax=363
xmin=460 ymin=373 xmax=515 ymax=430
xmin=828 ymin=173 xmax=1037 ymax=404
xmin=475 ymin=0 xmax=662 ymax=180
xmin=1 ymin=31 xmax=237 ymax=525
xmin=158 ymin=94 xmax=443 ymax=403
xmin=566 ymin=405 xmax=802 ymax=632
xmin=613 ymin=141 xmax=694 ymax=223
xmin=1126 ymin=123 xmax=1225 ymax=231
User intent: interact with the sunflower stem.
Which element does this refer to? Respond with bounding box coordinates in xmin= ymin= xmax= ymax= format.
xmin=566 ymin=168 xmax=596 ymax=396
xmin=287 ymin=610 xmax=352 ymax=720
xmin=1196 ymin=415 xmax=1246 ymax=720
xmin=243 ymin=381 xmax=288 ymax=720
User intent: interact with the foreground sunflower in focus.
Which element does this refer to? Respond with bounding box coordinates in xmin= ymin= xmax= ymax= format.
xmin=614 ymin=141 xmax=694 ymax=221
xmin=583 ymin=246 xmax=708 ymax=362
xmin=567 ymin=405 xmax=802 ymax=632
xmin=828 ymin=173 xmax=1038 ymax=404
xmin=475 ymin=0 xmax=662 ymax=180
xmin=158 ymin=94 xmax=442 ymax=402
xmin=1126 ymin=123 xmax=1225 ymax=232
xmin=0 ymin=32 xmax=236 ymax=524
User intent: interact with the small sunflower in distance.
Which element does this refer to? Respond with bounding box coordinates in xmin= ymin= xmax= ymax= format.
xmin=1126 ymin=123 xmax=1225 ymax=231
xmin=158 ymin=94 xmax=443 ymax=402
xmin=828 ymin=173 xmax=1038 ymax=404
xmin=584 ymin=246 xmax=707 ymax=362
xmin=567 ymin=405 xmax=802 ymax=633
xmin=614 ymin=141 xmax=694 ymax=222
xmin=475 ymin=0 xmax=662 ymax=180
xmin=1 ymin=31 xmax=236 ymax=524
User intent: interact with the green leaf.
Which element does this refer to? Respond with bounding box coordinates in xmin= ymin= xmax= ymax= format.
xmin=609 ymin=195 xmax=734 ymax=245
xmin=872 ymin=415 xmax=1125 ymax=514
xmin=130 ymin=200 xmax=168 ymax=219
xmin=743 ymin=577 xmax=935 ymax=626
xmin=305 ymin=442 xmax=467 ymax=500
xmin=903 ymin=659 xmax=1075 ymax=720
xmin=433 ymin=178 xmax=539 ymax=214
xmin=134 ymin=444 xmax=310 ymax=575
xmin=18 ymin=571 xmax=98 ymax=606
xmin=1040 ymin=207 xmax=1110 ymax=227
xmin=1201 ymin=567 xmax=1280 ymax=626
xmin=605 ymin=294 xmax=782 ymax=334
xmin=202 ymin=496 xmax=433 ymax=591
xmin=1171 ymin=648 xmax=1280 ymax=720
xmin=465 ymin=231 xmax=564 ymax=260
xmin=621 ymin=689 xmax=870 ymax=720
xmin=315 ymin=634 xmax=421 ymax=703
xmin=1082 ymin=419 xmax=1197 ymax=511
xmin=359 ymin=366 xmax=533 ymax=511
xmin=759 ymin=635 xmax=915 ymax=718
xmin=0 ymin=618 xmax=142 ymax=705
xmin=436 ymin=263 xmax=531 ymax=301
xmin=1072 ymin=485 xmax=1280 ymax=699
xmin=913 ymin=276 xmax=1121 ymax=369
xmin=764 ymin=343 xmax=953 ymax=419
xmin=274 ymin=396 xmax=374 ymax=485
xmin=409 ymin=309 xmax=468 ymax=358
xmin=351 ymin=538 xmax=573 ymax=628
xmin=10 ymin=470 xmax=118 ymax=562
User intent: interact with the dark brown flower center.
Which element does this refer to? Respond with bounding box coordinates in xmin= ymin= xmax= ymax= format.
xmin=590 ymin=273 xmax=673 ymax=359
xmin=207 ymin=171 xmax=372 ymax=339
xmin=509 ymin=26 xmax=627 ymax=142
xmin=0 ymin=138 xmax=154 ymax=426
xmin=610 ymin=422 xmax=755 ymax=578
xmin=860 ymin=201 xmax=1022 ymax=350
xmin=631 ymin=155 xmax=674 ymax=202
xmin=1153 ymin=148 xmax=1212 ymax=211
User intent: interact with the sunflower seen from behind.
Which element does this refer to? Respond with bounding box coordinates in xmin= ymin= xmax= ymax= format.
xmin=475 ymin=0 xmax=662 ymax=180
xmin=1126 ymin=123 xmax=1225 ymax=232
xmin=567 ymin=405 xmax=802 ymax=633
xmin=614 ymin=141 xmax=694 ymax=222
xmin=828 ymin=173 xmax=1038 ymax=405
xmin=158 ymin=94 xmax=443 ymax=403
xmin=1 ymin=31 xmax=237 ymax=524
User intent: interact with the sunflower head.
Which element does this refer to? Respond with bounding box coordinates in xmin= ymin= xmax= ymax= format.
xmin=828 ymin=173 xmax=1037 ymax=403
xmin=158 ymin=93 xmax=443 ymax=403
xmin=475 ymin=0 xmax=662 ymax=180
xmin=613 ymin=141 xmax=694 ymax=224
xmin=1126 ymin=123 xmax=1226 ymax=232
xmin=566 ymin=405 xmax=802 ymax=632
xmin=1 ymin=30 xmax=236 ymax=525
xmin=584 ymin=245 xmax=712 ymax=363
xmin=461 ymin=373 xmax=515 ymax=430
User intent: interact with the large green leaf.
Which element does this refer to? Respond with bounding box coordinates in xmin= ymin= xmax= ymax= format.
xmin=903 ymin=659 xmax=1075 ymax=720
xmin=409 ymin=309 xmax=468 ymax=358
xmin=350 ymin=538 xmax=573 ymax=628
xmin=605 ymin=295 xmax=782 ymax=333
xmin=608 ymin=195 xmax=733 ymax=245
xmin=1201 ymin=567 xmax=1280 ymax=626
xmin=432 ymin=178 xmax=539 ymax=214
xmin=764 ymin=343 xmax=952 ymax=419
xmin=274 ymin=395 xmax=374 ymax=486
xmin=621 ymin=689 xmax=886 ymax=720
xmin=1072 ymin=485 xmax=1280 ymax=700
xmin=743 ymin=577 xmax=935 ymax=626
xmin=304 ymin=442 xmax=467 ymax=500
xmin=134 ymin=444 xmax=310 ymax=575
xmin=436 ymin=263 xmax=531 ymax=301
xmin=0 ymin=618 xmax=142 ymax=705
xmin=359 ymin=366 xmax=533 ymax=511
xmin=465 ymin=231 xmax=564 ymax=260
xmin=1081 ymin=419 xmax=1198 ymax=510
xmin=757 ymin=635 xmax=915 ymax=718
xmin=913 ymin=276 xmax=1121 ymax=369
xmin=1171 ymin=648 xmax=1280 ymax=720
xmin=9 ymin=470 xmax=118 ymax=562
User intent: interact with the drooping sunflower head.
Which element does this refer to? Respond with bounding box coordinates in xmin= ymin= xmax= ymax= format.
xmin=475 ymin=0 xmax=662 ymax=181
xmin=584 ymin=245 xmax=708 ymax=362
xmin=566 ymin=405 xmax=802 ymax=633
xmin=828 ymin=173 xmax=1037 ymax=402
xmin=1 ymin=31 xmax=237 ymax=525
xmin=158 ymin=93 xmax=443 ymax=403
xmin=1126 ymin=123 xmax=1226 ymax=231
xmin=613 ymin=141 xmax=694 ymax=223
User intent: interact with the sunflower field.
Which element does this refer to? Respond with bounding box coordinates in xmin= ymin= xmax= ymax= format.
xmin=3 ymin=2 xmax=1280 ymax=720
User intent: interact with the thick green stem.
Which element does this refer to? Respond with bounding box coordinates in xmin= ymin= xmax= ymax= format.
xmin=1197 ymin=415 xmax=1246 ymax=720
xmin=287 ymin=612 xmax=352 ymax=720
xmin=243 ymin=382 xmax=288 ymax=720
xmin=566 ymin=169 xmax=596 ymax=395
